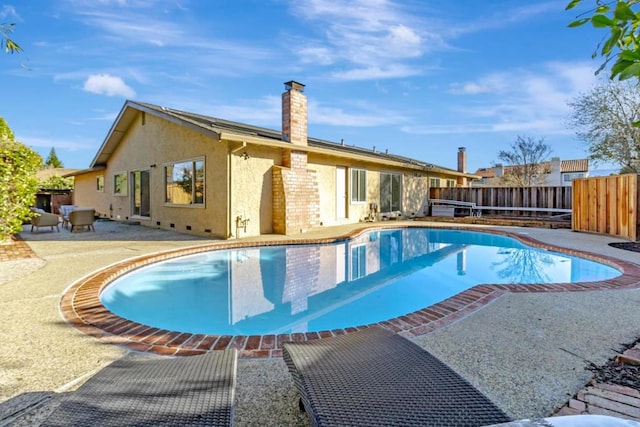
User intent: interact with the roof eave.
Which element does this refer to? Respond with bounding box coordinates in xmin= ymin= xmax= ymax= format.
xmin=90 ymin=101 xmax=223 ymax=168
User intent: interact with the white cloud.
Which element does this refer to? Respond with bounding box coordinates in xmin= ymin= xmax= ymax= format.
xmin=83 ymin=74 xmax=136 ymax=98
xmin=310 ymin=100 xmax=407 ymax=127
xmin=385 ymin=24 xmax=422 ymax=58
xmin=408 ymin=61 xmax=599 ymax=137
xmin=331 ymin=64 xmax=422 ymax=81
xmin=20 ymin=136 xmax=93 ymax=151
xmin=0 ymin=5 xmax=19 ymax=19
xmin=289 ymin=0 xmax=433 ymax=80
xmin=449 ymin=74 xmax=509 ymax=95
xmin=297 ymin=46 xmax=335 ymax=65
xmin=186 ymin=95 xmax=407 ymax=129
xmin=443 ymin=1 xmax=560 ymax=38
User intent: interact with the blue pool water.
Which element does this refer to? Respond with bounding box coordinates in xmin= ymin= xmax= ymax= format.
xmin=101 ymin=228 xmax=620 ymax=335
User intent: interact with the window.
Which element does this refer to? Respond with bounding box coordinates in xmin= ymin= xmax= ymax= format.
xmin=96 ymin=175 xmax=104 ymax=192
xmin=380 ymin=172 xmax=401 ymax=213
xmin=131 ymin=170 xmax=151 ymax=217
xmin=429 ymin=178 xmax=440 ymax=188
xmin=446 ymin=179 xmax=456 ymax=188
xmin=563 ymin=172 xmax=585 ymax=182
xmin=350 ymin=168 xmax=366 ymax=203
xmin=114 ymin=172 xmax=127 ymax=196
xmin=165 ymin=159 xmax=205 ymax=205
xmin=350 ymin=244 xmax=367 ymax=280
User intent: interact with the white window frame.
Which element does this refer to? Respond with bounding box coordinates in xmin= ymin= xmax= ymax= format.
xmin=96 ymin=175 xmax=104 ymax=192
xmin=563 ymin=172 xmax=585 ymax=182
xmin=113 ymin=171 xmax=128 ymax=196
xmin=349 ymin=244 xmax=367 ymax=281
xmin=350 ymin=168 xmax=367 ymax=204
xmin=131 ymin=169 xmax=151 ymax=218
xmin=164 ymin=157 xmax=205 ymax=206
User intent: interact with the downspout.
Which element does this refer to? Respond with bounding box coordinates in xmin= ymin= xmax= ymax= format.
xmin=227 ymin=141 xmax=247 ymax=238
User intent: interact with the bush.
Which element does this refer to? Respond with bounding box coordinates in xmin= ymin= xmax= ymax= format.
xmin=0 ymin=138 xmax=42 ymax=241
xmin=39 ymin=174 xmax=74 ymax=190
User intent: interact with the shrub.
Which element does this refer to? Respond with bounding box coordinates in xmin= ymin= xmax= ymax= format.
xmin=0 ymin=134 xmax=42 ymax=242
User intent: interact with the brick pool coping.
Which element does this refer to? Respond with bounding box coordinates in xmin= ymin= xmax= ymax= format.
xmin=59 ymin=224 xmax=640 ymax=358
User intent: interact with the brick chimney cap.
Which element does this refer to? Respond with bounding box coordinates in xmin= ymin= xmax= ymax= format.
xmin=458 ymin=147 xmax=466 ymax=151
xmin=285 ymin=80 xmax=305 ymax=92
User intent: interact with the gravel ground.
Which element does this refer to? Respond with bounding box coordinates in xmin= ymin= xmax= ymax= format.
xmin=0 ymin=258 xmax=46 ymax=286
xmin=1 ymin=221 xmax=639 ymax=425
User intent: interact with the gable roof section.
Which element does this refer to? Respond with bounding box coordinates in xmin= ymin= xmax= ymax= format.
xmin=89 ymin=100 xmax=478 ymax=179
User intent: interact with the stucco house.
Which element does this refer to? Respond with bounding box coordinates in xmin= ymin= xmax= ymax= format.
xmin=472 ymin=157 xmax=589 ymax=187
xmin=69 ymin=81 xmax=477 ymax=239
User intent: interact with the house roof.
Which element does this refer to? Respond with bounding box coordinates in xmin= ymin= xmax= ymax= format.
xmin=87 ymin=100 xmax=479 ymax=179
xmin=560 ymin=159 xmax=588 ymax=173
xmin=36 ymin=168 xmax=80 ymax=181
xmin=473 ymin=158 xmax=589 ymax=178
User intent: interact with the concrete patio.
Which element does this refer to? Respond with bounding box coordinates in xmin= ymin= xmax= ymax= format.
xmin=1 ymin=219 xmax=640 ymax=425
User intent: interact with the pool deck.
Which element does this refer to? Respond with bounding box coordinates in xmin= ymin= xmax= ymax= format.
xmin=2 ymin=219 xmax=640 ymax=425
xmin=59 ymin=224 xmax=640 ymax=359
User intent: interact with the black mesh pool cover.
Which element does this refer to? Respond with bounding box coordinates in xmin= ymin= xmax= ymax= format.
xmin=283 ymin=326 xmax=511 ymax=427
xmin=42 ymin=349 xmax=237 ymax=426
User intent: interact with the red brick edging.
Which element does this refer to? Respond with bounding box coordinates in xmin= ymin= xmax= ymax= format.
xmin=59 ymin=225 xmax=640 ymax=358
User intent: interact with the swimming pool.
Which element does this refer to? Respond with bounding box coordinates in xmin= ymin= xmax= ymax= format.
xmin=100 ymin=228 xmax=620 ymax=336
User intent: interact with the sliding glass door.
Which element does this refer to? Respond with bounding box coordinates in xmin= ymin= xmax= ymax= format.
xmin=380 ymin=172 xmax=401 ymax=213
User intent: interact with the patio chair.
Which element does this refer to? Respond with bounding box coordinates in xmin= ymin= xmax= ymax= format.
xmin=282 ymin=326 xmax=511 ymax=427
xmin=41 ymin=349 xmax=237 ymax=427
xmin=59 ymin=205 xmax=78 ymax=229
xmin=30 ymin=208 xmax=60 ymax=232
xmin=69 ymin=208 xmax=96 ymax=232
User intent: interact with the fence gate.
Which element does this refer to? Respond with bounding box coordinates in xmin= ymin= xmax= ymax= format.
xmin=572 ymin=174 xmax=639 ymax=241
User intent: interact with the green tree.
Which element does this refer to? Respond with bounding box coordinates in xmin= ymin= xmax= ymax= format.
xmin=39 ymin=174 xmax=74 ymax=190
xmin=1 ymin=23 xmax=21 ymax=54
xmin=568 ymin=80 xmax=640 ymax=172
xmin=0 ymin=118 xmax=42 ymax=242
xmin=0 ymin=116 xmax=15 ymax=140
xmin=44 ymin=147 xmax=64 ymax=168
xmin=497 ymin=136 xmax=553 ymax=186
xmin=567 ymin=1 xmax=640 ymax=80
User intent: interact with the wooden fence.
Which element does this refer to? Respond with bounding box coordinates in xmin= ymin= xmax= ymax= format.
xmin=429 ymin=186 xmax=572 ymax=215
xmin=572 ymin=174 xmax=639 ymax=242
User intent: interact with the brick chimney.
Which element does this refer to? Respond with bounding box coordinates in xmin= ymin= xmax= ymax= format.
xmin=457 ymin=147 xmax=467 ymax=186
xmin=457 ymin=147 xmax=467 ymax=173
xmin=550 ymin=156 xmax=561 ymax=186
xmin=272 ymin=80 xmax=320 ymax=235
xmin=282 ymin=81 xmax=307 ymax=146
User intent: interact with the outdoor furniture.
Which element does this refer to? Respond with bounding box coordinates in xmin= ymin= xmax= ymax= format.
xmin=41 ymin=349 xmax=238 ymax=427
xmin=69 ymin=208 xmax=96 ymax=232
xmin=282 ymin=326 xmax=510 ymax=427
xmin=429 ymin=199 xmax=478 ymax=217
xmin=30 ymin=208 xmax=60 ymax=232
xmin=59 ymin=205 xmax=78 ymax=229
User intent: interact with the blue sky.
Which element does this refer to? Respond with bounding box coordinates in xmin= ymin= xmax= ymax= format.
xmin=1 ymin=0 xmax=618 ymax=173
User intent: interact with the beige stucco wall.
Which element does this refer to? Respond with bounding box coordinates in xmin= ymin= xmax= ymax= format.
xmin=308 ymin=152 xmax=433 ymax=223
xmin=229 ymin=145 xmax=280 ymax=237
xmin=309 ymin=162 xmax=340 ymax=226
xmin=73 ymin=169 xmax=110 ymax=216
xmin=73 ymin=109 xmax=466 ymax=239
xmin=403 ymin=175 xmax=430 ymax=217
xmin=75 ymin=113 xmax=229 ymax=238
xmin=230 ymin=248 xmax=275 ymax=324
